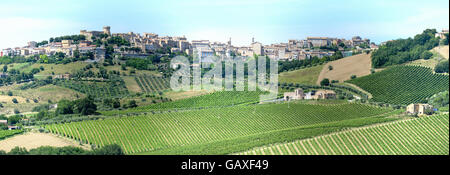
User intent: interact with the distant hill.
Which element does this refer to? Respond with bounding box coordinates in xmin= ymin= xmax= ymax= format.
xmin=317 ymin=53 xmax=372 ymax=85
xmin=347 ymin=65 xmax=449 ymax=105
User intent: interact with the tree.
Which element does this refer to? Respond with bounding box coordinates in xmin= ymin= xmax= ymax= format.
xmin=7 ymin=91 xmax=12 ymax=96
xmin=127 ymin=100 xmax=138 ymax=108
xmin=92 ymin=144 xmax=124 ymax=155
xmin=328 ymin=65 xmax=333 ymax=71
xmin=435 ymin=60 xmax=449 ymax=73
xmin=424 ymin=108 xmax=434 ymax=115
xmin=56 ymin=99 xmax=74 ymax=115
xmin=428 ymin=91 xmax=449 ymax=108
xmin=420 ymin=51 xmax=433 ymax=60
xmin=12 ymin=98 xmax=18 ymax=104
xmin=112 ymin=99 xmax=121 ymax=108
xmin=8 ymin=147 xmax=29 ymax=155
xmin=351 ymin=75 xmax=357 ymax=79
xmin=73 ymin=96 xmax=97 ymax=115
xmin=2 ymin=65 xmax=7 ymax=72
xmin=320 ymin=78 xmax=330 ymax=86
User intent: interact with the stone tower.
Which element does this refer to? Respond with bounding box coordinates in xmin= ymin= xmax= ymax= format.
xmin=103 ymin=26 xmax=111 ymax=36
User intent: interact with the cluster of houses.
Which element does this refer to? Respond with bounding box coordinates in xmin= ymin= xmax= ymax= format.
xmin=283 ymin=89 xmax=439 ymax=117
xmin=0 ymin=120 xmax=19 ymax=130
xmin=406 ymin=103 xmax=435 ymax=116
xmin=1 ymin=25 xmax=378 ymax=62
xmin=283 ymin=88 xmax=337 ymax=101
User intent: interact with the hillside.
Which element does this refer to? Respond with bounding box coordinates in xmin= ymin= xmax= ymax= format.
xmin=433 ymin=45 xmax=449 ymax=59
xmin=47 ymin=102 xmax=393 ymax=154
xmin=238 ymin=114 xmax=449 ymax=155
xmin=347 ymin=65 xmax=449 ymax=105
xmin=278 ymin=65 xmax=323 ymax=85
xmin=317 ymin=53 xmax=372 ymax=85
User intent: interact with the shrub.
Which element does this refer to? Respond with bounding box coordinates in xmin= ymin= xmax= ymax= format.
xmin=320 ymin=79 xmax=330 ymax=86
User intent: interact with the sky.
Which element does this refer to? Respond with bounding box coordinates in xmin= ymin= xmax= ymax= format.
xmin=0 ymin=0 xmax=449 ymax=49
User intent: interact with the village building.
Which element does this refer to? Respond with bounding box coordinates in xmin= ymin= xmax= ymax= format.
xmin=0 ymin=120 xmax=7 ymax=126
xmin=284 ymin=89 xmax=336 ymax=101
xmin=435 ymin=29 xmax=449 ymax=39
xmin=284 ymin=89 xmax=305 ymax=101
xmin=406 ymin=103 xmax=433 ymax=116
xmin=0 ymin=72 xmax=8 ymax=78
xmin=314 ymin=90 xmax=337 ymax=99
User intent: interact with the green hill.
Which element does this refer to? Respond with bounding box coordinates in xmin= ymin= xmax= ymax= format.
xmin=46 ymin=102 xmax=394 ymax=154
xmin=238 ymin=114 xmax=449 ymax=155
xmin=348 ymin=65 xmax=449 ymax=105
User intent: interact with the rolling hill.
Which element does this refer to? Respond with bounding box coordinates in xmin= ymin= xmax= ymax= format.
xmin=317 ymin=53 xmax=372 ymax=85
xmin=238 ymin=114 xmax=449 ymax=155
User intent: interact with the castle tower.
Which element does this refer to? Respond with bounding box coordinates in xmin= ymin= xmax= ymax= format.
xmin=103 ymin=26 xmax=111 ymax=36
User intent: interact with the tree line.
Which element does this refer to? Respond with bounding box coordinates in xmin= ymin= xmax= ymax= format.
xmin=371 ymin=29 xmax=441 ymax=68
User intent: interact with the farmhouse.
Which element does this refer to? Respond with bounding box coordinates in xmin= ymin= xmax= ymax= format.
xmin=314 ymin=90 xmax=336 ymax=99
xmin=406 ymin=103 xmax=433 ymax=116
xmin=284 ymin=89 xmax=336 ymax=101
xmin=53 ymin=74 xmax=71 ymax=80
xmin=0 ymin=72 xmax=8 ymax=78
xmin=8 ymin=126 xmax=20 ymax=130
xmin=284 ymin=89 xmax=305 ymax=101
xmin=0 ymin=120 xmax=7 ymax=126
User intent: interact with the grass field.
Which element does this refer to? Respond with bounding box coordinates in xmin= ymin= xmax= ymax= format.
xmin=100 ymin=90 xmax=266 ymax=115
xmin=238 ymin=114 xmax=449 ymax=155
xmin=348 ymin=65 xmax=449 ymax=105
xmin=22 ymin=62 xmax=89 ymax=78
xmin=278 ymin=65 xmax=323 ymax=85
xmin=47 ymin=102 xmax=393 ymax=154
xmin=0 ymin=132 xmax=90 ymax=152
xmin=122 ymin=76 xmax=142 ymax=93
xmin=0 ymin=84 xmax=85 ymax=114
xmin=433 ymin=45 xmax=449 ymax=59
xmin=317 ymin=53 xmax=372 ymax=85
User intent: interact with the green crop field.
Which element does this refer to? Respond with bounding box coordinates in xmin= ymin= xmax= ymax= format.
xmin=135 ymin=75 xmax=170 ymax=93
xmin=56 ymin=78 xmax=129 ymax=99
xmin=348 ymin=66 xmax=449 ymax=105
xmin=100 ymin=90 xmax=267 ymax=115
xmin=238 ymin=114 xmax=449 ymax=155
xmin=46 ymin=102 xmax=393 ymax=154
xmin=0 ymin=130 xmax=23 ymax=140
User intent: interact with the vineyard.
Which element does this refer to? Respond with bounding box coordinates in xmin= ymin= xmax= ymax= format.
xmin=46 ymin=102 xmax=393 ymax=154
xmin=135 ymin=75 xmax=170 ymax=93
xmin=348 ymin=66 xmax=449 ymax=105
xmin=0 ymin=130 xmax=23 ymax=140
xmin=237 ymin=114 xmax=449 ymax=155
xmin=56 ymin=78 xmax=129 ymax=98
xmin=100 ymin=90 xmax=266 ymax=115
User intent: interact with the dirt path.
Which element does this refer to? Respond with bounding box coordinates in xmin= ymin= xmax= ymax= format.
xmin=0 ymin=132 xmax=90 ymax=152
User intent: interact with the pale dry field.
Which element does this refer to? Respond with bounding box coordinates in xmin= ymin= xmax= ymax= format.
xmin=317 ymin=53 xmax=372 ymax=85
xmin=164 ymin=90 xmax=211 ymax=101
xmin=433 ymin=45 xmax=449 ymax=59
xmin=122 ymin=76 xmax=142 ymax=93
xmin=0 ymin=132 xmax=89 ymax=152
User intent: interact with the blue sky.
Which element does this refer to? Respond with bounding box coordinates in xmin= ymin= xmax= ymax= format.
xmin=0 ymin=0 xmax=448 ymax=49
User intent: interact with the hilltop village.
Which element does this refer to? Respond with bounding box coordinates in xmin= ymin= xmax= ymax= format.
xmin=1 ymin=26 xmax=375 ymax=61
